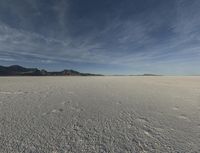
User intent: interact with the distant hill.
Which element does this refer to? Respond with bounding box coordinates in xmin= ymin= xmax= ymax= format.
xmin=140 ymin=74 xmax=162 ymax=76
xmin=0 ymin=65 xmax=102 ymax=76
xmin=113 ymin=74 xmax=162 ymax=76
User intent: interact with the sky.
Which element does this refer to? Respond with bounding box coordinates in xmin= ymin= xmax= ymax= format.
xmin=0 ymin=0 xmax=200 ymax=75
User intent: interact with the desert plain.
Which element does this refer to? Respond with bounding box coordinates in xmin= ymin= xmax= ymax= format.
xmin=0 ymin=76 xmax=199 ymax=153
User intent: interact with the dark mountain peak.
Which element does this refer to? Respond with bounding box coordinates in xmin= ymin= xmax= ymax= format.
xmin=8 ymin=65 xmax=24 ymax=68
xmin=142 ymin=74 xmax=162 ymax=76
xmin=0 ymin=65 xmax=102 ymax=76
xmin=7 ymin=65 xmax=39 ymax=72
xmin=8 ymin=65 xmax=27 ymax=71
xmin=62 ymin=69 xmax=80 ymax=75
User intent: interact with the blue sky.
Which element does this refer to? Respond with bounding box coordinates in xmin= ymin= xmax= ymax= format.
xmin=0 ymin=0 xmax=200 ymax=75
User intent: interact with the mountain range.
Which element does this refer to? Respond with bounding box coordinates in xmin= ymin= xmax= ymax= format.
xmin=0 ymin=65 xmax=102 ymax=76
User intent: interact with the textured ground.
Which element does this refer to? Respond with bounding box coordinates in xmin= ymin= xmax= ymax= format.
xmin=0 ymin=76 xmax=199 ymax=153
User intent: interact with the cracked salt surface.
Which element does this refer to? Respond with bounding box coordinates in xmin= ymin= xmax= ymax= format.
xmin=0 ymin=76 xmax=199 ymax=153
xmin=0 ymin=91 xmax=25 ymax=95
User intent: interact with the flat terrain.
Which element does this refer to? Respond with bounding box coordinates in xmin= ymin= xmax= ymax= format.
xmin=0 ymin=76 xmax=199 ymax=153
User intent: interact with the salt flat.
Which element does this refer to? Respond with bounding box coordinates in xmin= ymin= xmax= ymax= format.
xmin=0 ymin=76 xmax=199 ymax=153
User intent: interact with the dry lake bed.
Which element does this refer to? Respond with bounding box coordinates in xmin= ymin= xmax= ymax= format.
xmin=0 ymin=76 xmax=199 ymax=153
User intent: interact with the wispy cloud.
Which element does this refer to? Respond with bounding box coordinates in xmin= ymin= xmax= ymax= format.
xmin=0 ymin=0 xmax=200 ymax=74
